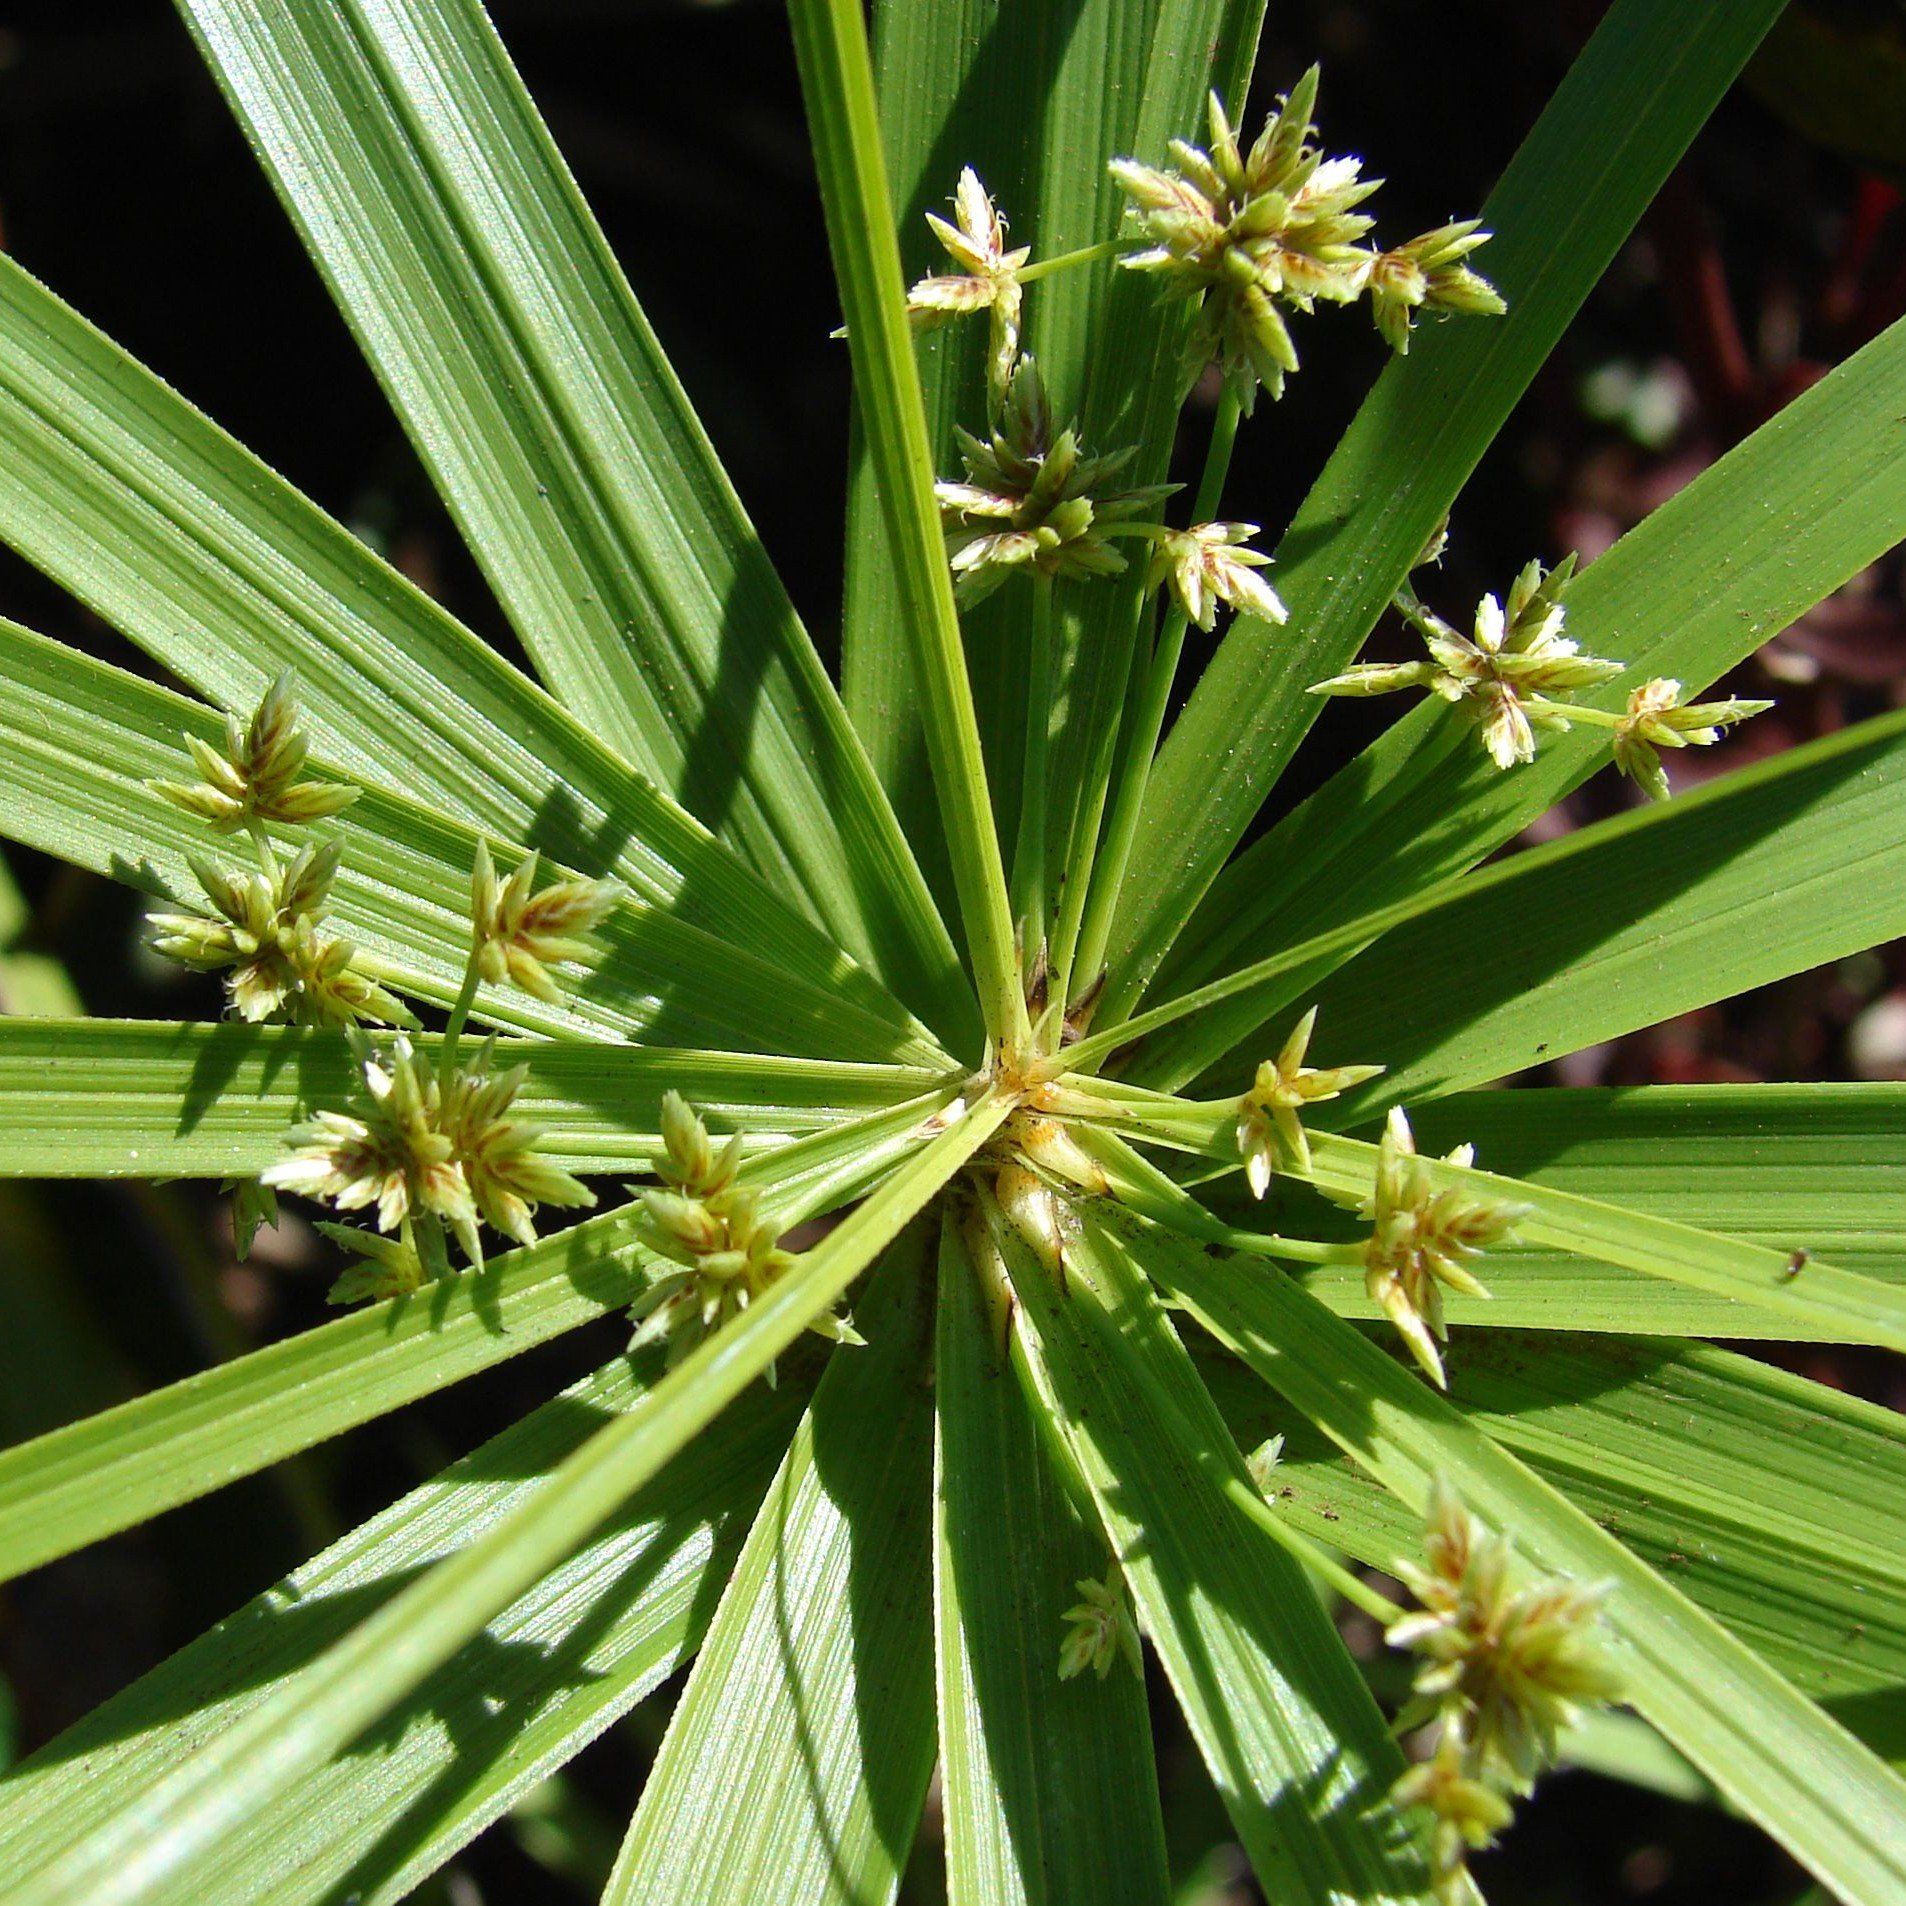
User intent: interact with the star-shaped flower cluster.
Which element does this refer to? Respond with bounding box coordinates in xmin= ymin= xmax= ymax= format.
xmin=1611 ymin=676 xmax=1771 ymax=801
xmin=1111 ymin=74 xmax=1381 ymax=403
xmin=264 ymin=1031 xmax=594 ymax=1299
xmin=1148 ymin=520 xmax=1288 ymax=631
xmin=1342 ymin=1108 xmax=1529 ymax=1388
xmin=1388 ymin=1483 xmax=1621 ymax=1901
xmin=470 ymin=838 xmax=622 ymax=1005
xmin=150 ymin=670 xmax=360 ymax=835
xmin=1313 ymin=556 xmax=1623 ymax=770
xmin=1057 ymin=1565 xmax=1143 ymax=1681
xmin=630 ymin=1091 xmax=857 ymax=1374
xmin=906 ymin=166 xmax=1029 ymax=397
xmin=936 ymin=358 xmax=1176 ymax=605
xmin=149 ymin=840 xmax=413 ymax=1029
xmin=1235 ymin=1005 xmax=1382 ymax=1193
xmin=1111 ymin=71 xmax=1500 ymax=404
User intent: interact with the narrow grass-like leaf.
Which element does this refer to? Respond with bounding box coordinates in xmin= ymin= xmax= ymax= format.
xmin=1082 ymin=1085 xmax=1903 ymax=1340
xmin=0 ymin=1356 xmax=808 ymax=1906
xmin=935 ymin=1216 xmax=1168 ymax=1906
xmin=604 ymin=1230 xmax=937 ymax=1906
xmin=1087 ymin=1103 xmax=1906 ymax=1348
xmin=1105 ymin=0 xmax=1787 ymax=1016
xmin=788 ymin=0 xmax=1024 ymax=1046
xmin=0 ymin=1018 xmax=942 ymax=1178
xmin=0 ymin=617 xmax=943 ymax=1064
xmin=1200 ymin=1333 xmax=1906 ymax=1736
xmin=1144 ymin=1216 xmax=1906 ymax=1905
xmin=1138 ymin=313 xmax=1906 ymax=1088
xmin=1003 ymin=1219 xmax=1430 ymax=1904
xmin=1064 ymin=705 xmax=1906 ymax=1084
xmin=0 ymin=254 xmax=962 ymax=1052
xmin=7 ymin=1093 xmax=1009 ymax=1906
xmin=1306 ymin=708 xmax=1906 ymax=1113
xmin=0 ymin=1093 xmax=946 ymax=1585
xmin=164 ymin=0 xmax=973 ymax=1047
xmin=1198 ymin=1081 xmax=1906 ymax=1337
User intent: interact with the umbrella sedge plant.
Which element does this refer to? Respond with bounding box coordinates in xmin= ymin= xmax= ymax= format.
xmin=0 ymin=0 xmax=1903 ymax=1902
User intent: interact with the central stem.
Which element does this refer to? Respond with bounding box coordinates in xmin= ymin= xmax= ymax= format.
xmin=438 ymin=943 xmax=483 ymax=1093
xmin=1068 ymin=383 xmax=1245 ymax=1016
xmin=1015 ymin=237 xmax=1124 ymax=285
xmin=1010 ymin=572 xmax=1055 ymax=977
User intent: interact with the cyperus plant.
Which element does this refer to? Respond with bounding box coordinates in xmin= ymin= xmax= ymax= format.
xmin=0 ymin=3 xmax=1903 ymax=1906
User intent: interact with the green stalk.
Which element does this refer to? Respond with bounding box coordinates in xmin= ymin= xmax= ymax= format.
xmin=786 ymin=0 xmax=1026 ymax=1054
xmin=1015 ymin=238 xmax=1124 ymax=286
xmin=1010 ymin=574 xmax=1054 ymax=958
xmin=1219 ymin=1471 xmax=1405 ymax=1625
xmin=245 ymin=822 xmax=278 ymax=882
xmin=436 ymin=942 xmax=483 ymax=1092
xmin=1065 ymin=386 xmax=1244 ymax=1015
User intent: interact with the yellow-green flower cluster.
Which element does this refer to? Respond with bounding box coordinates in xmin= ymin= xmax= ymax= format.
xmin=906 ymin=166 xmax=1029 ymax=398
xmin=1368 ymin=222 xmax=1504 ymax=355
xmin=147 ymin=680 xmax=408 ymax=1030
xmin=1388 ymin=1483 xmax=1621 ymax=1901
xmin=1235 ymin=1005 xmax=1382 ymax=1194
xmin=1147 ymin=520 xmax=1287 ymax=631
xmin=1057 ymin=1565 xmax=1143 ymax=1682
xmin=1611 ymin=677 xmax=1771 ymax=801
xmin=149 ymin=841 xmax=413 ymax=1029
xmin=470 ymin=838 xmax=621 ymax=1005
xmin=937 ymin=358 xmax=1176 ymax=605
xmin=1313 ymin=556 xmax=1622 ymax=771
xmin=263 ymin=1031 xmax=594 ymax=1299
xmin=1111 ymin=71 xmax=1500 ymax=404
xmin=1343 ymin=1108 xmax=1528 ymax=1387
xmin=150 ymin=670 xmax=359 ymax=835
xmin=630 ymin=1092 xmax=856 ymax=1372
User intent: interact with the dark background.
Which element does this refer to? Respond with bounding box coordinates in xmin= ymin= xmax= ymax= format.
xmin=0 ymin=2 xmax=1901 ymax=1900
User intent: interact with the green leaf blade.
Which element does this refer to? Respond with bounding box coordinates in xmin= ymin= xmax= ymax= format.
xmin=0 ymin=1093 xmax=945 ymax=1584
xmin=167 ymin=0 xmax=972 ymax=1046
xmin=1148 ymin=1216 xmax=1906 ymax=1906
xmin=0 ymin=1357 xmax=808 ymax=1906
xmin=935 ymin=1217 xmax=1169 ymax=1906
xmin=0 ymin=1018 xmax=941 ymax=1178
xmin=789 ymin=0 xmax=1023 ymax=1046
xmin=605 ymin=1232 xmax=939 ymax=1906
xmin=1006 ymin=1216 xmax=1431 ymax=1905
xmin=6 ymin=1094 xmax=1008 ymax=1905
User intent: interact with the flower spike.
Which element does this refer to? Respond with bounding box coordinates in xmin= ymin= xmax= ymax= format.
xmin=629 ymin=1093 xmax=853 ymax=1375
xmin=1347 ymin=1108 xmax=1527 ymax=1386
xmin=470 ymin=838 xmax=621 ymax=1005
xmin=1148 ymin=521 xmax=1288 ymax=630
xmin=444 ymin=1042 xmax=595 ymax=1252
xmin=1387 ymin=1482 xmax=1620 ymax=1900
xmin=148 ymin=840 xmax=414 ymax=1028
xmin=1108 ymin=66 xmax=1498 ymax=406
xmin=907 ymin=167 xmax=1030 ymax=396
xmin=1057 ymin=1566 xmax=1143 ymax=1682
xmin=264 ymin=1032 xmax=473 ymax=1245
xmin=150 ymin=672 xmax=360 ymax=834
xmin=267 ymin=1032 xmax=592 ymax=1288
xmin=1313 ymin=554 xmax=1620 ymax=771
xmin=1612 ymin=677 xmax=1771 ymax=801
xmin=1236 ymin=1005 xmax=1383 ymax=1194
xmin=1368 ymin=221 xmax=1504 ymax=354
xmin=936 ymin=357 xmax=1175 ymax=604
